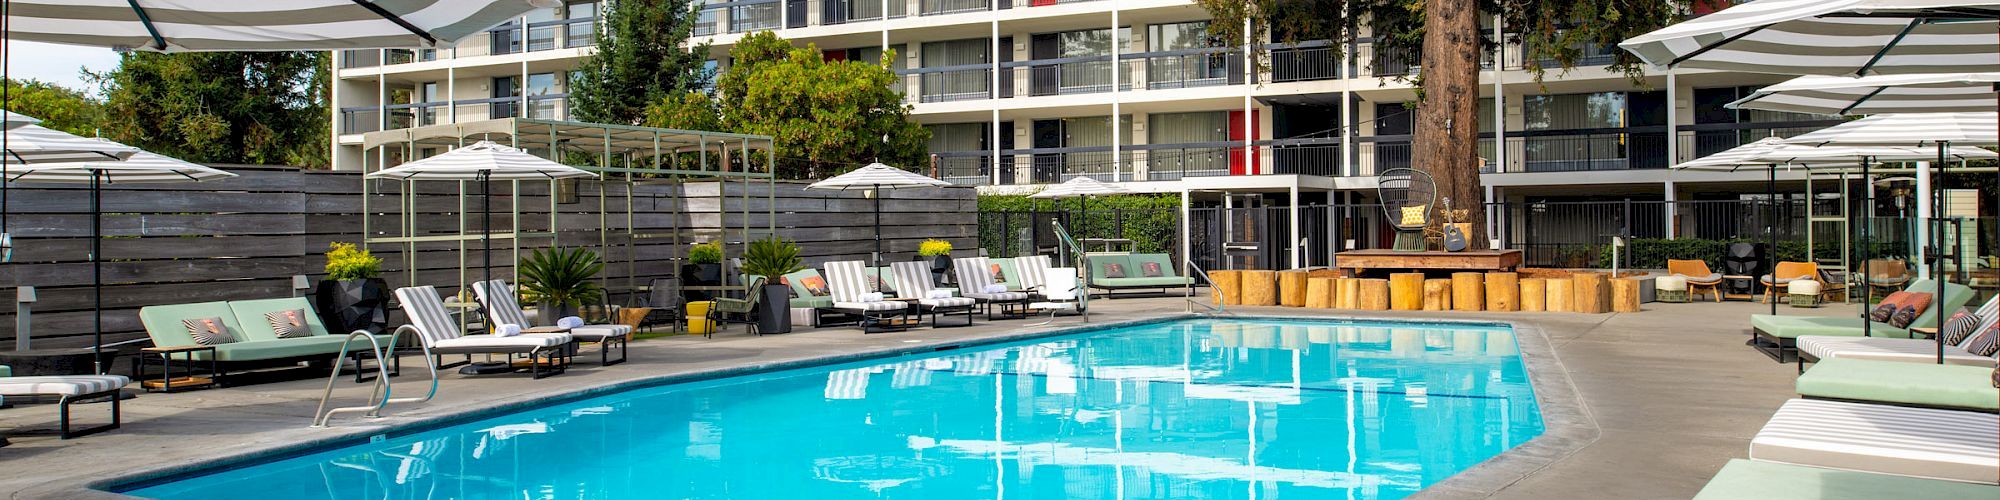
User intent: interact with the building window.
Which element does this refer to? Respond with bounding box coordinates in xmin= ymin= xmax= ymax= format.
xmin=1146 ymin=21 xmax=1230 ymax=89
xmin=1522 ymin=92 xmax=1627 ymax=171
xmin=1148 ymin=111 xmax=1230 ymax=177
xmin=1028 ymin=28 xmax=1130 ymax=96
xmin=526 ymin=72 xmax=561 ymax=119
xmin=918 ymin=38 xmax=990 ymax=102
xmin=419 ymin=82 xmax=442 ymax=126
xmin=492 ymin=76 xmax=521 ymax=118
xmin=491 ymin=20 xmax=523 ymax=55
xmin=565 ymin=1 xmax=598 ymax=48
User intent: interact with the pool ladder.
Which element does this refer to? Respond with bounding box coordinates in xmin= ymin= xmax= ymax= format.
xmin=311 ymin=325 xmax=440 ymax=428
xmin=1183 ymin=259 xmax=1231 ymax=316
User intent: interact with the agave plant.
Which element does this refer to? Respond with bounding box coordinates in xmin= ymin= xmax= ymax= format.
xmin=742 ymin=235 xmax=806 ymax=278
xmin=519 ymin=247 xmax=604 ymax=308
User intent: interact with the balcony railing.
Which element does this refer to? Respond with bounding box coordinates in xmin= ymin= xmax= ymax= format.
xmin=904 ymin=64 xmax=993 ymax=102
xmin=821 ymin=0 xmax=907 ymax=25
xmin=488 ymin=16 xmax=598 ymax=55
xmin=919 ymin=0 xmax=989 ymax=15
xmin=1268 ymin=41 xmax=1339 ymax=82
xmin=338 ymin=95 xmax=570 ymax=134
xmin=1131 ymin=46 xmax=1242 ymax=90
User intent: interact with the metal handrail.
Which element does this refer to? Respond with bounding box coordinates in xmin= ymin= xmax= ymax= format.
xmin=1050 ymin=219 xmax=1089 ymax=323
xmin=1183 ymin=258 xmax=1230 ymax=315
xmin=311 ymin=325 xmax=440 ymax=428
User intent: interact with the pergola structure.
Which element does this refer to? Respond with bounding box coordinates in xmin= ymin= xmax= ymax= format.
xmin=358 ymin=118 xmax=778 ymax=302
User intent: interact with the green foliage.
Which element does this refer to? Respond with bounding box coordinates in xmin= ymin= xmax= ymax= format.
xmin=519 ymin=247 xmax=605 ymax=308
xmin=641 ymin=32 xmax=930 ymax=179
xmin=688 ymin=241 xmax=725 ymax=264
xmin=742 ymin=235 xmax=806 ymax=278
xmin=569 ymin=0 xmax=711 ymax=125
xmin=919 ymin=239 xmax=953 ymax=257
xmin=1590 ymin=238 xmax=1913 ymax=270
xmin=89 ymin=51 xmax=329 ymax=167
xmin=323 ymin=242 xmax=381 ymax=281
xmin=3 ymin=79 xmax=101 ymax=136
xmin=977 ymin=194 xmax=1182 ymax=257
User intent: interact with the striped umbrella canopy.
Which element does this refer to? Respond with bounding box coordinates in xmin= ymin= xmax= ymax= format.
xmin=1027 ymin=177 xmax=1132 ymax=199
xmin=1731 ymin=73 xmax=2000 ymax=115
xmin=2 ymin=124 xmax=137 ymax=164
xmin=8 ymin=0 xmax=561 ymax=52
xmin=1620 ymin=0 xmax=2000 ymax=76
xmin=365 ymin=140 xmax=597 ymax=181
xmin=1676 ymin=136 xmax=1995 ymax=170
xmin=806 ymin=163 xmax=949 ymax=266
xmin=3 ymin=111 xmax=39 ymax=130
xmin=1784 ymin=112 xmax=2000 ymax=146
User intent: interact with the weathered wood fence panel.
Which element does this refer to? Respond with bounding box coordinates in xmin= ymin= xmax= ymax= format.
xmin=0 ymin=167 xmax=976 ymax=350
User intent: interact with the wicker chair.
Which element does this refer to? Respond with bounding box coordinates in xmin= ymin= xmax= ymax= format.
xmin=1667 ymin=259 xmax=1724 ymax=302
xmin=1376 ymin=168 xmax=1436 ymax=252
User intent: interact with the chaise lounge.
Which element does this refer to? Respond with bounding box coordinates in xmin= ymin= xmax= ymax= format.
xmin=1749 ymin=399 xmax=1997 ymax=483
xmin=138 ymin=297 xmax=398 ymax=383
xmin=1748 ymin=278 xmax=1974 ymax=362
xmin=0 ymin=370 xmax=127 ymax=439
xmin=1796 ymin=296 xmax=1998 ymax=371
xmin=395 ymin=286 xmax=574 ymax=379
xmin=1794 ymin=357 xmax=1999 ymax=412
xmin=1694 ymin=459 xmax=2000 ymax=499
xmin=1085 ymin=253 xmax=1194 ymax=297
xmin=472 ymin=279 xmax=631 ymax=365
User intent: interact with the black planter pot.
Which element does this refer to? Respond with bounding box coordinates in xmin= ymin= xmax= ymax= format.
xmin=314 ymin=278 xmax=389 ymax=336
xmin=930 ymin=255 xmax=953 ymax=286
xmin=756 ymin=283 xmax=793 ymax=334
xmin=682 ymin=262 xmax=722 ymax=303
xmin=537 ymin=301 xmax=579 ymax=324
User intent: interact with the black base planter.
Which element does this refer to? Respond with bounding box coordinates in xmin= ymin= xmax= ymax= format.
xmin=314 ymin=278 xmax=389 ymax=336
xmin=538 ymin=301 xmax=580 ymax=324
xmin=756 ymin=283 xmax=792 ymax=334
xmin=682 ymin=263 xmax=722 ymax=303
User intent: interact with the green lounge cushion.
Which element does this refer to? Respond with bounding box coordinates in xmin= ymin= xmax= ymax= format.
xmin=1756 ymin=278 xmax=1972 ymax=339
xmin=781 ymin=269 xmax=826 ymax=300
xmin=1127 ymin=253 xmax=1179 ymax=278
xmin=228 ymin=297 xmax=331 ymax=342
xmin=0 ymin=365 xmax=10 ymax=377
xmin=1693 ymin=459 xmax=2000 ymax=500
xmin=139 ymin=301 xmax=244 ymax=351
xmin=1096 ymin=276 xmax=1195 ymax=288
xmin=1797 ymin=358 xmax=2000 ymax=411
xmin=789 ymin=296 xmax=833 ymax=309
xmin=1087 ymin=254 xmax=1134 ymax=283
xmin=991 ymin=258 xmax=1024 ymax=291
xmin=211 ymin=335 xmax=393 ymax=362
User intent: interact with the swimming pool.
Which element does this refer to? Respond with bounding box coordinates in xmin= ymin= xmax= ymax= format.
xmin=123 ymin=317 xmax=1544 ymax=500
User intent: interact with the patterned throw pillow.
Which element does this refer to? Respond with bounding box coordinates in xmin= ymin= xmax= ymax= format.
xmin=1889 ymin=305 xmax=1922 ymax=329
xmin=801 ymin=276 xmax=830 ymax=296
xmin=1140 ymin=262 xmax=1164 ymax=278
xmin=1399 ymin=205 xmax=1427 ymax=226
xmin=866 ymin=275 xmax=888 ymax=293
xmin=1104 ymin=263 xmax=1127 ymax=279
xmin=1941 ymin=308 xmax=1982 ymax=346
xmin=1901 ymin=292 xmax=1934 ymax=313
xmin=266 ymin=309 xmax=313 ymax=339
xmin=183 ymin=317 xmax=236 ymax=345
xmin=1961 ymin=324 xmax=2000 ymax=357
xmin=989 ymin=264 xmax=1006 ymax=283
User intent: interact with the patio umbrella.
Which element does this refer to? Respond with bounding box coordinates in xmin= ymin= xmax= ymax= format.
xmin=805 ymin=163 xmax=949 ymax=267
xmin=1030 ymin=177 xmax=1132 ymax=254
xmin=1 ymin=123 xmax=141 ymax=263
xmin=365 ymin=140 xmax=597 ymax=292
xmin=2 ymin=110 xmax=38 ymax=130
xmin=0 ymin=144 xmax=234 ymax=373
xmin=1618 ymin=0 xmax=2000 ymax=76
xmin=5 ymin=0 xmax=561 ymax=52
xmin=1730 ymin=73 xmax=2000 ymax=115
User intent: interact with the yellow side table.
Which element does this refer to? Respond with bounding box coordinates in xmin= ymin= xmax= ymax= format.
xmin=685 ymin=301 xmax=715 ymax=335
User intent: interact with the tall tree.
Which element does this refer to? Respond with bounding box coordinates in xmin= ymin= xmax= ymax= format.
xmin=2 ymin=79 xmax=102 ymax=136
xmin=1197 ymin=0 xmax=1686 ymax=249
xmin=645 ymin=32 xmax=931 ymax=179
xmin=569 ymin=0 xmax=712 ymax=125
xmin=90 ymin=52 xmax=329 ymax=167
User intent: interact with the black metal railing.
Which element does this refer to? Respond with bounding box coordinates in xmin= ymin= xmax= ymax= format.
xmin=1268 ymin=41 xmax=1339 ymax=82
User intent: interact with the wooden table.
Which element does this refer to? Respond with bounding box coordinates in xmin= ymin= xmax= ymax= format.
xmin=1335 ymin=249 xmax=1523 ymax=274
xmin=1722 ymin=275 xmax=1756 ymax=302
xmin=138 ymin=345 xmax=217 ymax=392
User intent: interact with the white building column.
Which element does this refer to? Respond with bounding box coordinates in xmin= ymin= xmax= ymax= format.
xmin=1664 ymin=181 xmax=1678 ymax=239
xmin=1110 ymin=4 xmax=1122 ymax=182
xmin=1240 ymin=18 xmax=1254 ymax=174
xmin=991 ymin=13 xmax=1001 ymax=185
xmin=1289 ymin=182 xmax=1301 ymax=269
xmin=1180 ymin=189 xmax=1192 ymax=277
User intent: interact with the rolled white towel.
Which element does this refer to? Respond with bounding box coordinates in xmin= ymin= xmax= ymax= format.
xmin=556 ymin=316 xmax=586 ymax=329
xmin=926 ymin=289 xmax=953 ymax=299
xmin=860 ymin=292 xmax=885 ymax=302
xmin=494 ymin=324 xmax=523 ymax=337
xmin=983 ymin=284 xmax=1007 ymax=294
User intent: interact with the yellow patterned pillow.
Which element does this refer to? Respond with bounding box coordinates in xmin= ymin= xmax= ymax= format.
xmin=1399 ymin=205 xmax=1427 ymax=226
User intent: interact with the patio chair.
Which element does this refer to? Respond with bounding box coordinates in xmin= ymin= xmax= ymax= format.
xmin=394 ymin=286 xmax=572 ymax=379
xmin=1693 ymin=459 xmax=2000 ymax=500
xmin=1376 ymin=168 xmax=1435 ymax=252
xmin=1795 ymin=295 xmax=1998 ymax=371
xmin=707 ymin=276 xmax=766 ymax=337
xmin=1667 ymin=259 xmax=1725 ymax=302
xmin=1760 ymin=261 xmax=1819 ymax=304
xmin=1012 ymin=255 xmax=1053 ymax=294
xmin=471 ymin=280 xmax=631 ymax=366
xmin=641 ymin=277 xmax=681 ymax=332
xmin=1748 ymin=399 xmax=1997 ymax=483
xmin=0 ymin=374 xmax=127 ymax=439
xmin=953 ymin=256 xmax=1033 ymax=319
xmin=822 ymin=261 xmax=913 ymax=333
xmin=890 ymin=261 xmax=976 ymax=327
xmin=1866 ymin=259 xmax=1912 ymax=297
xmin=1028 ymin=267 xmax=1083 ymax=325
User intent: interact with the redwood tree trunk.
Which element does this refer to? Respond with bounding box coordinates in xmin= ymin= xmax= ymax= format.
xmin=1412 ymin=0 xmax=1488 ymax=249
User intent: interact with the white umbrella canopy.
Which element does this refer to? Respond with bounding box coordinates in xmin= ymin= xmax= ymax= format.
xmin=1619 ymin=0 xmax=2000 ymax=76
xmin=365 ymin=140 xmax=597 ymax=181
xmin=2 ymin=124 xmax=138 ymax=164
xmin=1784 ymin=112 xmax=2000 ymax=146
xmin=3 ymin=111 xmax=40 ymax=130
xmin=1675 ymin=136 xmax=1995 ymax=170
xmin=1730 ymin=73 xmax=2000 ymax=115
xmin=805 ymin=163 xmax=951 ymax=191
xmin=8 ymin=0 xmax=561 ymax=52
xmin=1028 ymin=177 xmax=1133 ymax=199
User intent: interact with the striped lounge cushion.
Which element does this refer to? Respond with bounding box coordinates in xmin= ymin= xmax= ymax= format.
xmin=834 ymin=301 xmax=909 ymax=312
xmin=1750 ymin=399 xmax=1998 ymax=484
xmin=1796 ymin=336 xmax=1996 ymax=367
xmin=919 ymin=297 xmax=977 ymax=308
xmin=965 ymin=291 xmax=1031 ymax=301
xmin=0 ymin=375 xmax=129 ymax=396
xmin=570 ymin=324 xmax=632 ymax=341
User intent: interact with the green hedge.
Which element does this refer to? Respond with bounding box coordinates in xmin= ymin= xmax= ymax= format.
xmin=1593 ymin=237 xmax=1912 ymax=270
xmin=977 ymin=194 xmax=1180 ymax=257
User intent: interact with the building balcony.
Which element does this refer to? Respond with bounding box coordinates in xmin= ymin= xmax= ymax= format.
xmin=896 ymin=42 xmax=1341 ymax=105
xmin=339 ymin=95 xmax=570 ymax=136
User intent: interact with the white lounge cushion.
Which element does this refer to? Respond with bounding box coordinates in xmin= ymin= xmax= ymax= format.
xmin=1751 ymin=399 xmax=1998 ymax=484
xmin=835 ymin=301 xmax=909 ymax=312
xmin=434 ymin=334 xmax=566 ymax=350
xmin=919 ymin=297 xmax=977 ymax=308
xmin=964 ymin=291 xmax=1031 ymax=301
xmin=0 ymin=375 xmax=129 ymax=396
xmin=1029 ymin=302 xmax=1076 ymax=311
xmin=569 ymin=324 xmax=632 ymax=341
xmin=1797 ymin=336 xmax=1997 ymax=367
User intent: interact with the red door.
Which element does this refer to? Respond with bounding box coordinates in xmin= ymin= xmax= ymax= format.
xmin=1227 ymin=110 xmax=1260 ymax=175
xmin=1031 ymin=0 xmax=1056 ymax=5
xmin=823 ymin=50 xmax=848 ymax=62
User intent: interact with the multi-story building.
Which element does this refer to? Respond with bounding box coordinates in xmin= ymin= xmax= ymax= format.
xmin=334 ymin=1 xmax=1878 ymax=265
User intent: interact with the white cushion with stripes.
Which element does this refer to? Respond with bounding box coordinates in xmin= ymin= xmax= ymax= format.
xmin=434 ymin=335 xmax=564 ymax=350
xmin=918 ymin=297 xmax=977 ymax=308
xmin=890 ymin=261 xmax=942 ymax=298
xmin=964 ymin=291 xmax=1031 ymax=301
xmin=955 ymin=256 xmax=1031 ymax=301
xmin=570 ymin=324 xmax=632 ymax=341
xmin=1797 ymin=336 xmax=1997 ymax=367
xmin=824 ymin=261 xmax=876 ymax=303
xmin=1751 ymin=399 xmax=1998 ymax=484
xmin=1015 ymin=255 xmax=1051 ymax=290
xmin=0 ymin=375 xmax=129 ymax=396
xmin=399 ymin=285 xmax=570 ymax=348
xmin=834 ymin=301 xmax=909 ymax=311
xmin=476 ymin=280 xmax=630 ymax=341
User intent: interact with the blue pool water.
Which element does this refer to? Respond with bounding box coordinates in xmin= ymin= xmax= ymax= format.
xmin=124 ymin=318 xmax=1543 ymax=500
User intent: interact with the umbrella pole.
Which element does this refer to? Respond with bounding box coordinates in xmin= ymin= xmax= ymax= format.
xmin=90 ymin=171 xmax=102 ymax=374
xmin=874 ymin=185 xmax=881 ymax=269
xmin=1934 ymin=143 xmax=1946 ymax=364
xmin=1768 ymin=164 xmax=1777 ymax=316
xmin=1861 ymin=157 xmax=1871 ymax=338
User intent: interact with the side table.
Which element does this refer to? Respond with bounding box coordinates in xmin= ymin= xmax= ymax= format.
xmin=138 ymin=345 xmax=219 ymax=392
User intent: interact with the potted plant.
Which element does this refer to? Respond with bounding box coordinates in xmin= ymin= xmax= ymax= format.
xmin=919 ymin=238 xmax=953 ymax=285
xmin=741 ymin=235 xmax=806 ymax=334
xmin=682 ymin=240 xmax=725 ymax=303
xmin=520 ymin=247 xmax=604 ymax=321
xmin=313 ymin=242 xmax=389 ymax=335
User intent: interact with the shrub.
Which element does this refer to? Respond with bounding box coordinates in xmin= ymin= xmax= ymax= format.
xmin=688 ymin=241 xmax=724 ymax=264
xmin=918 ymin=239 xmax=953 ymax=257
xmin=742 ymin=235 xmax=805 ymax=278
xmin=520 ymin=247 xmax=604 ymax=308
xmin=323 ymin=242 xmax=381 ymax=281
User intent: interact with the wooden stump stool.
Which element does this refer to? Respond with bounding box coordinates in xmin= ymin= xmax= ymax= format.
xmin=1612 ymin=277 xmax=1644 ymax=313
xmin=1242 ymin=270 xmax=1278 ymax=306
xmin=1451 ymin=272 xmax=1485 ymax=312
xmin=1484 ymin=272 xmax=1519 ymax=312
xmin=1211 ymin=270 xmax=1242 ymax=305
xmin=1306 ymin=278 xmax=1336 ymax=308
xmin=1572 ymin=272 xmax=1609 ymax=314
xmin=1390 ymin=273 xmax=1425 ymax=311
xmin=1423 ymin=279 xmax=1452 ymax=311
xmin=1546 ymin=278 xmax=1574 ymax=312
xmin=1520 ymin=278 xmax=1547 ymax=312
xmin=1279 ymin=270 xmax=1310 ymax=307
xmin=1359 ymin=279 xmax=1390 ymax=310
xmin=1336 ymin=278 xmax=1361 ymax=309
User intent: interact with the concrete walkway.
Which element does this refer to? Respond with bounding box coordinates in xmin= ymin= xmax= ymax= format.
xmin=0 ymin=297 xmax=1841 ymax=499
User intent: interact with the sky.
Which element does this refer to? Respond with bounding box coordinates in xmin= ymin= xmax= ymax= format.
xmin=7 ymin=41 xmax=122 ymax=93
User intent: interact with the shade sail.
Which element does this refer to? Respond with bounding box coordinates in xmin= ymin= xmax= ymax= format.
xmin=805 ymin=163 xmax=950 ymax=191
xmin=1619 ymin=0 xmax=2000 ymax=76
xmin=1783 ymin=112 xmax=2000 ymax=146
xmin=0 ymin=143 xmax=236 ymax=183
xmin=1029 ymin=177 xmax=1132 ymax=199
xmin=9 ymin=0 xmax=559 ymax=52
xmin=1730 ymin=73 xmax=2000 ymax=115
xmin=365 ymin=140 xmax=597 ymax=181
xmin=2 ymin=124 xmax=138 ymax=164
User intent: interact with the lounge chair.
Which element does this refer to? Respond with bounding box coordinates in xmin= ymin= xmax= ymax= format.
xmin=707 ymin=276 xmax=766 ymax=337
xmin=890 ymin=261 xmax=976 ymax=327
xmin=1668 ymin=259 xmax=1725 ymax=302
xmin=1796 ymin=296 xmax=1998 ymax=371
xmin=1749 ymin=278 xmax=1974 ymax=361
xmin=1796 ymin=357 xmax=1999 ymax=412
xmin=472 ymin=280 xmax=630 ymax=366
xmin=1865 ymin=259 xmax=1912 ymax=297
xmin=1086 ymin=253 xmax=1195 ymax=297
xmin=1760 ymin=261 xmax=1819 ymax=304
xmin=1750 ymin=399 xmax=1997 ymax=484
xmin=1693 ymin=459 xmax=2000 ymax=499
xmin=137 ymin=297 xmax=396 ymax=383
xmin=1028 ymin=267 xmax=1084 ymax=324
xmin=0 ymin=374 xmax=127 ymax=438
xmin=395 ymin=286 xmax=572 ymax=379
xmin=1010 ymin=255 xmax=1053 ymax=294
xmin=954 ymin=256 xmax=1034 ymax=319
xmin=985 ymin=257 xmax=1027 ymax=292
xmin=821 ymin=261 xmax=914 ymax=333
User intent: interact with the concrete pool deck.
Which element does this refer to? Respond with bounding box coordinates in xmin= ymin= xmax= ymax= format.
xmin=0 ymin=297 xmax=1837 ymax=499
